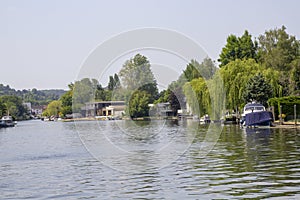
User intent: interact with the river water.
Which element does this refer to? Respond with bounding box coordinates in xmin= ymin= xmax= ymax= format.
xmin=0 ymin=120 xmax=300 ymax=199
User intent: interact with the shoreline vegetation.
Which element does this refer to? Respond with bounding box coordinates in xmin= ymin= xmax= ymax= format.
xmin=1 ymin=25 xmax=300 ymax=125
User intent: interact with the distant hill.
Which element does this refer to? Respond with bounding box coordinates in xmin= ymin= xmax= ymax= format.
xmin=0 ymin=84 xmax=66 ymax=106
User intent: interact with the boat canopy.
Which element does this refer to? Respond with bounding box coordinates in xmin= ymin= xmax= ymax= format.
xmin=244 ymin=103 xmax=265 ymax=111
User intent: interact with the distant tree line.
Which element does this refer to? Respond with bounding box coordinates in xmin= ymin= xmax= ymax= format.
xmin=0 ymin=84 xmax=65 ymax=106
xmin=44 ymin=54 xmax=159 ymax=118
xmin=43 ymin=25 xmax=300 ymax=120
xmin=0 ymin=84 xmax=66 ymax=119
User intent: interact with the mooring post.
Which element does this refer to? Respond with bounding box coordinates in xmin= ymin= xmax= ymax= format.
xmin=295 ymin=104 xmax=297 ymax=126
xmin=271 ymin=106 xmax=275 ymax=122
xmin=279 ymin=105 xmax=283 ymax=125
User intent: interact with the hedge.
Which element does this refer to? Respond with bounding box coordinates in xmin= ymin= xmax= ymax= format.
xmin=268 ymin=96 xmax=300 ymax=120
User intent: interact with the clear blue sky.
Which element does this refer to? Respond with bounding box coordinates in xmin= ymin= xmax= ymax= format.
xmin=0 ymin=0 xmax=299 ymax=90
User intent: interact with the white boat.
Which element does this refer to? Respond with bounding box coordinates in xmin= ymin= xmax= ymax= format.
xmin=200 ymin=114 xmax=211 ymax=123
xmin=241 ymin=103 xmax=273 ymax=127
xmin=0 ymin=116 xmax=16 ymax=128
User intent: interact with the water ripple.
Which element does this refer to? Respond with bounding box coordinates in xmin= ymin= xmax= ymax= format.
xmin=1 ymin=121 xmax=300 ymax=199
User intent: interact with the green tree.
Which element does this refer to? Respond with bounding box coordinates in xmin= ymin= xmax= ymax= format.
xmin=0 ymin=100 xmax=4 ymax=116
xmin=199 ymin=57 xmax=217 ymax=80
xmin=0 ymin=95 xmax=27 ymax=119
xmin=258 ymin=25 xmax=300 ymax=71
xmin=114 ymin=73 xmax=121 ymax=89
xmin=208 ymin=71 xmax=226 ymax=120
xmin=218 ymin=34 xmax=239 ymax=67
xmin=108 ymin=76 xmax=115 ymax=91
xmin=238 ymin=30 xmax=258 ymax=60
xmin=183 ymin=77 xmax=210 ymax=117
xmin=108 ymin=73 xmax=121 ymax=91
xmin=119 ymin=54 xmax=158 ymax=101
xmin=289 ymin=59 xmax=300 ymax=95
xmin=218 ymin=30 xmax=257 ymax=67
xmin=128 ymin=90 xmax=150 ymax=118
xmin=95 ymin=84 xmax=109 ymax=101
xmin=43 ymin=100 xmax=62 ymax=117
xmin=4 ymin=101 xmax=17 ymax=116
xmin=72 ymin=78 xmax=98 ymax=112
xmin=243 ymin=73 xmax=273 ymax=106
xmin=155 ymin=89 xmax=170 ymax=103
xmin=60 ymin=83 xmax=73 ymax=116
xmin=183 ymin=60 xmax=202 ymax=82
xmin=183 ymin=58 xmax=216 ymax=81
xmin=219 ymin=59 xmax=280 ymax=110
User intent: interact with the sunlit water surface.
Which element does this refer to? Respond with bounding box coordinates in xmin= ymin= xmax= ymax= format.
xmin=0 ymin=120 xmax=300 ymax=199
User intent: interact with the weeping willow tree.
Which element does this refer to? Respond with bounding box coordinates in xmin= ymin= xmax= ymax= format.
xmin=183 ymin=71 xmax=226 ymax=120
xmin=207 ymin=71 xmax=226 ymax=120
xmin=219 ymin=59 xmax=281 ymax=111
xmin=260 ymin=67 xmax=282 ymax=97
xmin=183 ymin=77 xmax=210 ymax=118
xmin=183 ymin=59 xmax=281 ymax=120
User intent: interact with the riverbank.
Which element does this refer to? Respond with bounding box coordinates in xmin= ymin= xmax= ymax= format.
xmin=272 ymin=121 xmax=300 ymax=129
xmin=61 ymin=116 xmax=179 ymax=122
xmin=60 ymin=117 xmax=300 ymax=128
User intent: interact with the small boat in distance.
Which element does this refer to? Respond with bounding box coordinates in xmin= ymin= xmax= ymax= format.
xmin=0 ymin=116 xmax=16 ymax=128
xmin=241 ymin=102 xmax=273 ymax=127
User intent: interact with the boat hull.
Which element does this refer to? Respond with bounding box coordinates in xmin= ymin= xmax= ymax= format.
xmin=0 ymin=122 xmax=15 ymax=128
xmin=244 ymin=111 xmax=273 ymax=126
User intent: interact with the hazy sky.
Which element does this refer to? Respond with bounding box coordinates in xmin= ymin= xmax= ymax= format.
xmin=1 ymin=0 xmax=299 ymax=90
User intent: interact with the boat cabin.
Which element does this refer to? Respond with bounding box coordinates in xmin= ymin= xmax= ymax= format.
xmin=242 ymin=103 xmax=266 ymax=116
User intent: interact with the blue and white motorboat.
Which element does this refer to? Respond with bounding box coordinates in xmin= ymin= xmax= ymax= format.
xmin=241 ymin=103 xmax=273 ymax=127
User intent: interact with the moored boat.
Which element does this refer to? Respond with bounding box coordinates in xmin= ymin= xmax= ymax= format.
xmin=0 ymin=116 xmax=16 ymax=128
xmin=241 ymin=103 xmax=273 ymax=127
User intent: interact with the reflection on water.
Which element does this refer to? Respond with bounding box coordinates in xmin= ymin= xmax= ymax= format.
xmin=0 ymin=120 xmax=300 ymax=199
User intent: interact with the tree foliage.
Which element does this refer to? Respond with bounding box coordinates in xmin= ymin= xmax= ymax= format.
xmin=128 ymin=91 xmax=150 ymax=118
xmin=289 ymin=59 xmax=300 ymax=96
xmin=0 ymin=95 xmax=27 ymax=120
xmin=119 ymin=54 xmax=158 ymax=100
xmin=118 ymin=54 xmax=159 ymax=117
xmin=183 ymin=77 xmax=209 ymax=117
xmin=108 ymin=73 xmax=120 ymax=91
xmin=268 ymin=96 xmax=300 ymax=120
xmin=59 ymin=83 xmax=73 ymax=116
xmin=200 ymin=57 xmax=217 ymax=79
xmin=243 ymin=73 xmax=273 ymax=106
xmin=72 ymin=78 xmax=107 ymax=112
xmin=183 ymin=60 xmax=202 ymax=82
xmin=0 ymin=84 xmax=65 ymax=106
xmin=159 ymin=58 xmax=217 ymax=117
xmin=43 ymin=100 xmax=62 ymax=117
xmin=218 ymin=30 xmax=257 ymax=67
xmin=183 ymin=58 xmax=216 ymax=81
xmin=258 ymin=25 xmax=300 ymax=71
xmin=0 ymin=101 xmax=5 ymax=117
xmin=219 ymin=59 xmax=280 ymax=110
